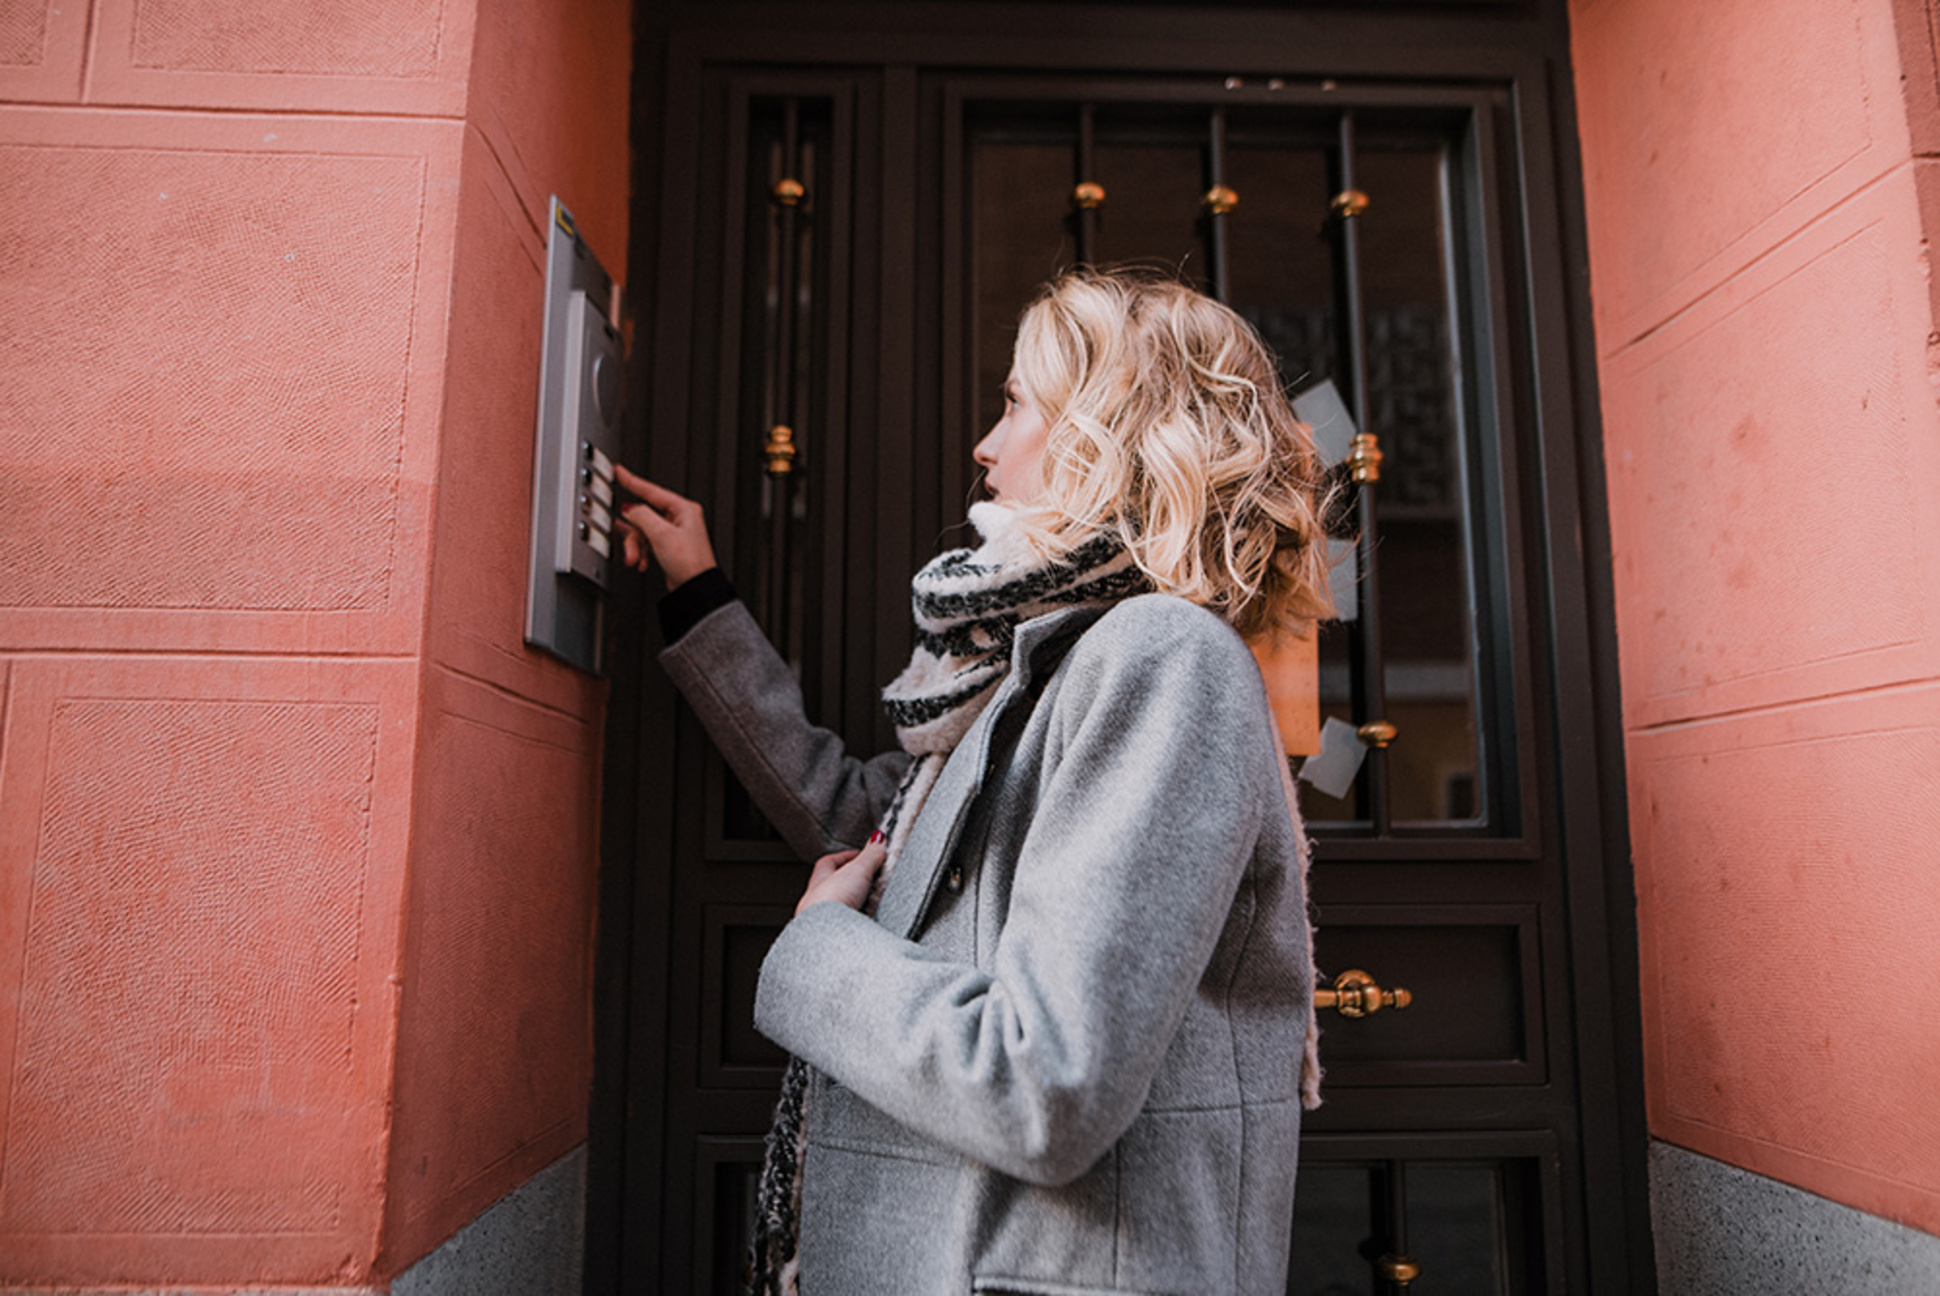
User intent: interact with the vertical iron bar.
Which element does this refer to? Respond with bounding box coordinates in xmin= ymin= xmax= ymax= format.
xmin=758 ymin=134 xmax=780 ymax=440
xmin=785 ymin=134 xmax=817 ymax=671
xmin=1206 ymin=106 xmax=1230 ymax=303
xmin=755 ymin=125 xmax=782 ymax=630
xmin=1336 ymin=109 xmax=1391 ymax=835
xmin=776 ymin=100 xmax=801 ymax=440
xmin=1076 ymin=103 xmax=1099 ymax=265
xmin=1384 ymin=1159 xmax=1412 ymax=1294
xmin=767 ymin=99 xmax=802 ymax=649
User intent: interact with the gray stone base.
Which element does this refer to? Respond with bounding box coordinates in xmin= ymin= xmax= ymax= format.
xmin=2 ymin=1147 xmax=586 ymax=1296
xmin=391 ymin=1144 xmax=586 ymax=1296
xmin=1650 ymin=1140 xmax=1940 ymax=1294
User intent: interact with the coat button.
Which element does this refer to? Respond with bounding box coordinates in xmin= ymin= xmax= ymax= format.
xmin=945 ymin=865 xmax=963 ymax=893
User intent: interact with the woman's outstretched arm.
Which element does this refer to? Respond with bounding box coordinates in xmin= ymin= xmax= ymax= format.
xmin=615 ymin=466 xmax=911 ymax=856
xmin=659 ymin=601 xmax=912 ymax=858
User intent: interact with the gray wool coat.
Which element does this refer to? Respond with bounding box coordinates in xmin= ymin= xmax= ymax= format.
xmin=659 ymin=592 xmax=1313 ymax=1296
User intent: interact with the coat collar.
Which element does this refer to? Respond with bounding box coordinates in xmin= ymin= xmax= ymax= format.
xmin=871 ymin=602 xmax=1110 ymax=939
xmin=1007 ymin=602 xmax=1109 ymax=689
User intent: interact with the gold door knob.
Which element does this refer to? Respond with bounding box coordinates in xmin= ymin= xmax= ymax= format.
xmin=1314 ymin=968 xmax=1412 ymax=1018
xmin=1347 ymin=431 xmax=1384 ymax=483
xmin=1330 ymin=188 xmax=1371 ymax=219
xmin=764 ymin=425 xmax=798 ymax=476
xmin=1356 ymin=719 xmax=1397 ymax=748
xmin=1202 ymin=184 xmax=1239 ymax=214
xmin=1375 ymin=1253 xmax=1422 ymax=1285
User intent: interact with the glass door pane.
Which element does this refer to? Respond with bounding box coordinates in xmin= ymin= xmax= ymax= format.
xmin=969 ymin=107 xmax=1500 ymax=835
xmin=1354 ymin=145 xmax=1480 ymax=827
xmin=1290 ymin=1159 xmax=1522 ymax=1296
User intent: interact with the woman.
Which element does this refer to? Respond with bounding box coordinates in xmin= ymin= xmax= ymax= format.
xmin=616 ymin=268 xmax=1333 ymax=1296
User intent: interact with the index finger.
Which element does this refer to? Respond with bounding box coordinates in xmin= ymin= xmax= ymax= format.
xmin=612 ymin=463 xmax=688 ymax=510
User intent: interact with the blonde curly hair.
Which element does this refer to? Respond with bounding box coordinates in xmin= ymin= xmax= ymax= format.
xmin=1008 ymin=266 xmax=1338 ymax=640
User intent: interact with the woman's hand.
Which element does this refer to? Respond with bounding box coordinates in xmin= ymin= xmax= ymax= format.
xmin=796 ymin=834 xmax=888 ymax=917
xmin=611 ymin=465 xmax=718 ymax=588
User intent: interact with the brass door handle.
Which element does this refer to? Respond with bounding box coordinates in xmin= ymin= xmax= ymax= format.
xmin=1314 ymin=968 xmax=1412 ymax=1018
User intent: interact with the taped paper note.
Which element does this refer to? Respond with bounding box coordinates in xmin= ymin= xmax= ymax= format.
xmin=1292 ymin=378 xmax=1357 ymax=469
xmin=1296 ymin=716 xmax=1367 ymax=799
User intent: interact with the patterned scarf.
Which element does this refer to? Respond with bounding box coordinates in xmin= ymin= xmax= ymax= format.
xmin=746 ymin=503 xmax=1146 ymax=1295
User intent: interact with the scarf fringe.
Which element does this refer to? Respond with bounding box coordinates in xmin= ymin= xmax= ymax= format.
xmin=1274 ymin=746 xmax=1325 ymax=1111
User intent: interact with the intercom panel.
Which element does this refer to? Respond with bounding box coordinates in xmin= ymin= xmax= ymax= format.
xmin=526 ymin=198 xmax=623 ymax=674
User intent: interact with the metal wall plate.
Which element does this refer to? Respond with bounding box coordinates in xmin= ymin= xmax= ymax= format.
xmin=526 ymin=197 xmax=623 ymax=674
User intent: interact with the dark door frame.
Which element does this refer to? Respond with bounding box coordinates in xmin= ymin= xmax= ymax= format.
xmin=590 ymin=3 xmax=1650 ymax=1291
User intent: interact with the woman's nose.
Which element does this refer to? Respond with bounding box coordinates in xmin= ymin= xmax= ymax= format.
xmin=972 ymin=428 xmax=1000 ymax=467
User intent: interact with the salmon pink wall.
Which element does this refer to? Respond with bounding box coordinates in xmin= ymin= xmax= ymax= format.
xmin=0 ymin=0 xmax=628 ymax=1286
xmin=383 ymin=0 xmax=630 ymax=1264
xmin=1572 ymin=0 xmax=1940 ymax=1234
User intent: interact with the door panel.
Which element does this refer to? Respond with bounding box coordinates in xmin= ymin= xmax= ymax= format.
xmin=1312 ymin=906 xmax=1543 ymax=1082
xmin=1292 ymin=1142 xmax=1559 ymax=1296
xmin=602 ymin=8 xmax=1649 ymax=1293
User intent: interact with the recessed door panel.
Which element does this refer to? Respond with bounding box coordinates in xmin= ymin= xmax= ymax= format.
xmin=1314 ymin=905 xmax=1544 ymax=1084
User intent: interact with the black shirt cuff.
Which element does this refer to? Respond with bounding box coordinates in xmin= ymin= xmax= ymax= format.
xmin=658 ymin=567 xmax=739 ymax=644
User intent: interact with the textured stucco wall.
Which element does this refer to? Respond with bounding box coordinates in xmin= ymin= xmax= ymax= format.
xmin=1572 ymin=0 xmax=1940 ymax=1239
xmin=0 ymin=0 xmax=627 ymax=1286
xmin=379 ymin=0 xmax=628 ymax=1273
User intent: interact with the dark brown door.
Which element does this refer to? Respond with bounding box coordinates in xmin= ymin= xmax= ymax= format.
xmin=590 ymin=5 xmax=1652 ymax=1293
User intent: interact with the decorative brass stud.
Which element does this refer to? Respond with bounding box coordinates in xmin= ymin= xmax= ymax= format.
xmin=1071 ymin=181 xmax=1107 ymax=210
xmin=1375 ymin=1253 xmax=1423 ymax=1285
xmin=1315 ymin=969 xmax=1414 ymax=1018
xmin=1347 ymin=432 xmax=1384 ymax=483
xmin=764 ymin=425 xmax=798 ymax=476
xmin=772 ymin=177 xmax=806 ymax=207
xmin=1202 ymin=184 xmax=1239 ymax=215
xmin=1330 ymin=188 xmax=1371 ymax=219
xmin=1357 ymin=719 xmax=1397 ymax=748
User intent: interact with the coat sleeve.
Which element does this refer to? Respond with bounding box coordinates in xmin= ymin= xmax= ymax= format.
xmin=659 ymin=599 xmax=913 ymax=859
xmin=752 ymin=598 xmax=1274 ymax=1185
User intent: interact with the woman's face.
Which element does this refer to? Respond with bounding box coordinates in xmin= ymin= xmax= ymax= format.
xmin=973 ymin=371 xmax=1050 ymax=506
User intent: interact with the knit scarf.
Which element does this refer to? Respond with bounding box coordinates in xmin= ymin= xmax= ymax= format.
xmin=746 ymin=503 xmax=1146 ymax=1295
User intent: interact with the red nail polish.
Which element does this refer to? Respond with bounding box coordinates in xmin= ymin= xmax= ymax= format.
xmin=869 ymin=829 xmax=885 ymax=845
